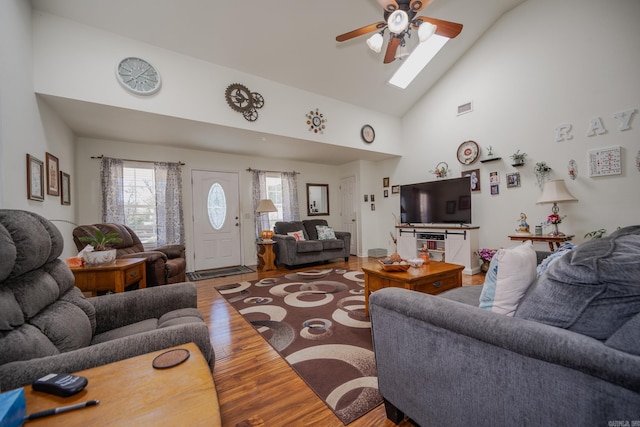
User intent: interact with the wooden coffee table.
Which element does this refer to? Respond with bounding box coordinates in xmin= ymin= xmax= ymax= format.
xmin=22 ymin=342 xmax=221 ymax=426
xmin=70 ymin=258 xmax=146 ymax=296
xmin=362 ymin=261 xmax=464 ymax=316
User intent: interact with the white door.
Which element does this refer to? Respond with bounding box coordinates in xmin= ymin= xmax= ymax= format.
xmin=340 ymin=176 xmax=357 ymax=255
xmin=192 ymin=170 xmax=241 ymax=271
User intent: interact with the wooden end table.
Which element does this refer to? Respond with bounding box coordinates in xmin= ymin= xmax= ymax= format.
xmin=508 ymin=234 xmax=574 ymax=252
xmin=70 ymin=258 xmax=147 ymax=296
xmin=362 ymin=261 xmax=464 ymax=316
xmin=22 ymin=342 xmax=221 ymax=426
xmin=257 ymin=241 xmax=276 ymax=271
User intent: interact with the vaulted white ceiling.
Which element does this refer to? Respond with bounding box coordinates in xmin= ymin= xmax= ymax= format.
xmin=30 ymin=0 xmax=525 ymax=164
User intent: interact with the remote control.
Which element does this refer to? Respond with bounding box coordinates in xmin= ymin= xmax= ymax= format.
xmin=32 ymin=373 xmax=88 ymax=397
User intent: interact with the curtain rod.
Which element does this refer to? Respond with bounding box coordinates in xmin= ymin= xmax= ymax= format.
xmin=91 ymin=155 xmax=185 ymax=166
xmin=246 ymin=167 xmax=300 ymax=175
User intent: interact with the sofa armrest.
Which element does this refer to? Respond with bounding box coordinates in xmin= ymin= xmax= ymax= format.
xmin=154 ymin=244 xmax=186 ymax=259
xmin=272 ymin=234 xmax=298 ymax=265
xmin=370 ymin=287 xmax=640 ymax=393
xmin=0 ymin=324 xmax=213 ymax=391
xmin=89 ymin=282 xmax=197 ymax=334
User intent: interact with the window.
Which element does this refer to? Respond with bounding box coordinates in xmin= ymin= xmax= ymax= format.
xmin=123 ymin=165 xmax=157 ymax=248
xmin=265 ymin=173 xmax=283 ymax=229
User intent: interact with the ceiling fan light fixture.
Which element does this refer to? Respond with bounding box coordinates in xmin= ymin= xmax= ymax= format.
xmin=395 ymin=42 xmax=411 ymax=60
xmin=388 ymin=10 xmax=409 ymax=34
xmin=418 ymin=22 xmax=437 ymax=42
xmin=366 ymin=33 xmax=384 ymax=53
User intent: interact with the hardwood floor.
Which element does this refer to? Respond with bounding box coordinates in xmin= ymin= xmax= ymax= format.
xmin=196 ymin=257 xmax=485 ymax=427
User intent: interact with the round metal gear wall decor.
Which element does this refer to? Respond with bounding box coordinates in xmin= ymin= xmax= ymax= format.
xmin=306 ymin=108 xmax=327 ymax=134
xmin=225 ymin=83 xmax=264 ymax=122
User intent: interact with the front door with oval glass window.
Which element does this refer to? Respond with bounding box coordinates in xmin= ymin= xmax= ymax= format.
xmin=192 ymin=170 xmax=241 ymax=271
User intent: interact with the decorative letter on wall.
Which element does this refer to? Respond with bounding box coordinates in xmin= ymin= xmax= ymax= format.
xmin=586 ymin=117 xmax=607 ymax=137
xmin=613 ymin=108 xmax=637 ymax=131
xmin=555 ymin=123 xmax=573 ymax=142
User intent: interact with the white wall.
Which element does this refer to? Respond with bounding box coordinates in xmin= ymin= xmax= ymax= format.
xmin=75 ymin=137 xmax=349 ymax=269
xmin=373 ymin=0 xmax=640 ymax=254
xmin=0 ymin=0 xmax=77 ymax=258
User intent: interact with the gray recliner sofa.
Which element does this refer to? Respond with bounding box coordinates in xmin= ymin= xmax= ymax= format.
xmin=0 ymin=210 xmax=214 ymax=391
xmin=272 ymin=219 xmax=350 ymax=267
xmin=369 ymin=226 xmax=640 ymax=426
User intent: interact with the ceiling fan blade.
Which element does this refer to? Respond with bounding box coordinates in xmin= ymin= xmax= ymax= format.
xmin=383 ymin=36 xmax=401 ymax=64
xmin=414 ymin=16 xmax=463 ymax=38
xmin=336 ymin=21 xmax=387 ymax=42
xmin=376 ymin=0 xmax=399 ymax=13
xmin=409 ymin=0 xmax=433 ymax=14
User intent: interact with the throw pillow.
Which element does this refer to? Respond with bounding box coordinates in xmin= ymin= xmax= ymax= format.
xmin=515 ymin=225 xmax=640 ymax=340
xmin=316 ymin=225 xmax=336 ymax=240
xmin=479 ymin=240 xmax=537 ymax=316
xmin=287 ymin=230 xmax=306 ymax=241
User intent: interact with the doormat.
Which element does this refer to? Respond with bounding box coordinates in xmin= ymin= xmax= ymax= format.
xmin=187 ymin=265 xmax=254 ymax=281
xmin=216 ymin=269 xmax=382 ymax=425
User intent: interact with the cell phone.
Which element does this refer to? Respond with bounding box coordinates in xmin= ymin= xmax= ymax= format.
xmin=32 ymin=373 xmax=88 ymax=397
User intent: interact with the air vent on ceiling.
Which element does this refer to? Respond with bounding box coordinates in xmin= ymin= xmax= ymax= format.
xmin=457 ymin=101 xmax=473 ymax=116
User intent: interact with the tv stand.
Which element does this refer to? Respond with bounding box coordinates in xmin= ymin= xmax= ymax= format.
xmin=397 ymin=225 xmax=480 ymax=275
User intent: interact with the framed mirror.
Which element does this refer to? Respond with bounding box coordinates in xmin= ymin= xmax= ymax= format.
xmin=306 ymin=183 xmax=329 ymax=216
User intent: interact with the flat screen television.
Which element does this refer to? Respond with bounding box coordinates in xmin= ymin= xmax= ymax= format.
xmin=400 ymin=177 xmax=472 ymax=225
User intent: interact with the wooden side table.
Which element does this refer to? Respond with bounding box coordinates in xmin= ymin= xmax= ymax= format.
xmin=508 ymin=234 xmax=574 ymax=252
xmin=70 ymin=258 xmax=147 ymax=296
xmin=256 ymin=241 xmax=276 ymax=271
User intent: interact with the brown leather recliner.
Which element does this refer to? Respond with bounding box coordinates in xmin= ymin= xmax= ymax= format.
xmin=73 ymin=223 xmax=186 ymax=286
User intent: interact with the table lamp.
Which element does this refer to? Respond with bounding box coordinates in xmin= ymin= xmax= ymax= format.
xmin=536 ymin=179 xmax=578 ymax=236
xmin=256 ymin=199 xmax=277 ymax=240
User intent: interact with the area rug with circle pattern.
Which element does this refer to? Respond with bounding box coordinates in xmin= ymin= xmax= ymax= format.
xmin=216 ymin=268 xmax=382 ymax=425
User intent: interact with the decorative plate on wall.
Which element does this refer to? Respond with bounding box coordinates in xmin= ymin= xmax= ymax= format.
xmin=306 ymin=108 xmax=327 ymax=134
xmin=456 ymin=140 xmax=480 ymax=165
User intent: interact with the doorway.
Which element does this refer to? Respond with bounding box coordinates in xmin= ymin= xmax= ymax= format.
xmin=191 ymin=170 xmax=241 ymax=271
xmin=339 ymin=175 xmax=358 ymax=255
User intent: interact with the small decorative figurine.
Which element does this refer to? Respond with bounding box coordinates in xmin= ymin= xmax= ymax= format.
xmin=516 ymin=212 xmax=531 ymax=234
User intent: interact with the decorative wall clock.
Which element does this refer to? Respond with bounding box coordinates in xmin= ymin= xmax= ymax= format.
xmin=306 ymin=108 xmax=327 ymax=134
xmin=116 ymin=57 xmax=161 ymax=95
xmin=456 ymin=140 xmax=479 ymax=165
xmin=361 ymin=124 xmax=375 ymax=143
xmin=225 ymin=83 xmax=264 ymax=122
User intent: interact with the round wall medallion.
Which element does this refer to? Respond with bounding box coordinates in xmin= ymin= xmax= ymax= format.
xmin=306 ymin=108 xmax=327 ymax=134
xmin=116 ymin=57 xmax=161 ymax=95
xmin=457 ymin=140 xmax=480 ymax=165
xmin=361 ymin=125 xmax=375 ymax=143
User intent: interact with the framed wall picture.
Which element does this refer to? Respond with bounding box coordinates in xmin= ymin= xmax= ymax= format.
xmin=462 ymin=169 xmax=480 ymax=192
xmin=383 ymin=177 xmax=390 ymax=187
xmin=26 ymin=154 xmax=44 ymax=201
xmin=370 ymin=194 xmax=375 ymax=202
xmin=60 ymin=171 xmax=71 ymax=205
xmin=391 ymin=185 xmax=400 ymax=194
xmin=46 ymin=152 xmax=60 ymax=196
xmin=506 ymin=172 xmax=521 ymax=188
xmin=384 ymin=189 xmax=389 ymax=198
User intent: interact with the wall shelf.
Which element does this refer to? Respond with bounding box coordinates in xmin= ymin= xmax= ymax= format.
xmin=480 ymin=157 xmax=502 ymax=163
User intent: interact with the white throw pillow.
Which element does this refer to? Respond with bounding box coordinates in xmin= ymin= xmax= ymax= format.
xmin=479 ymin=240 xmax=537 ymax=316
xmin=316 ymin=225 xmax=336 ymax=240
xmin=287 ymin=230 xmax=306 ymax=241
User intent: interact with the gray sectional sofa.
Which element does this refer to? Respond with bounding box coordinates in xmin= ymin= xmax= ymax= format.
xmin=271 ymin=219 xmax=350 ymax=268
xmin=369 ymin=226 xmax=640 ymax=426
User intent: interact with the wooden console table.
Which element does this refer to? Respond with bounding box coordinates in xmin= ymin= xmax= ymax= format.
xmin=257 ymin=241 xmax=276 ymax=271
xmin=70 ymin=258 xmax=146 ymax=296
xmin=508 ymin=234 xmax=574 ymax=252
xmin=362 ymin=261 xmax=464 ymax=316
xmin=22 ymin=342 xmax=221 ymax=426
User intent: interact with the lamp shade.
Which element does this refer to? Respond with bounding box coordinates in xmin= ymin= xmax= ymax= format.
xmin=418 ymin=22 xmax=437 ymax=42
xmin=388 ymin=10 xmax=409 ymax=34
xmin=256 ymin=199 xmax=277 ymax=213
xmin=536 ymin=180 xmax=578 ymax=204
xmin=366 ymin=33 xmax=384 ymax=53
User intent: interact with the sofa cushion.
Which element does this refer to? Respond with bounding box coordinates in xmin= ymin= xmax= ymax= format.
xmin=320 ymin=239 xmax=344 ymax=250
xmin=275 ymin=221 xmax=309 ymax=240
xmin=0 ymin=287 xmax=24 ymax=331
xmin=287 ymin=230 xmax=306 ymax=241
xmin=515 ymin=225 xmax=640 ymax=340
xmin=303 ymin=219 xmax=328 ymax=240
xmin=0 ymin=324 xmax=60 ymax=365
xmin=316 ymin=225 xmax=336 ymax=240
xmin=605 ymin=312 xmax=640 ymax=356
xmin=30 ymin=300 xmax=93 ymax=352
xmin=91 ymin=318 xmax=159 ymax=345
xmin=295 ymin=240 xmax=323 ymax=253
xmin=479 ymin=241 xmax=537 ymax=316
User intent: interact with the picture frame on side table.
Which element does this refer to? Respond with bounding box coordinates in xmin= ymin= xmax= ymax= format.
xmin=60 ymin=171 xmax=71 ymax=205
xmin=27 ymin=154 xmax=44 ymax=201
xmin=46 ymin=152 xmax=60 ymax=196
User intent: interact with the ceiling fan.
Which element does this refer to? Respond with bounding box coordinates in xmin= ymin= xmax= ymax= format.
xmin=336 ymin=0 xmax=463 ymax=64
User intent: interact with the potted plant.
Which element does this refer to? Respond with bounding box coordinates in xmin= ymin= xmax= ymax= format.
xmin=510 ymin=150 xmax=527 ymax=166
xmin=77 ymin=229 xmax=123 ymax=266
xmin=475 ymin=248 xmax=497 ymax=273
